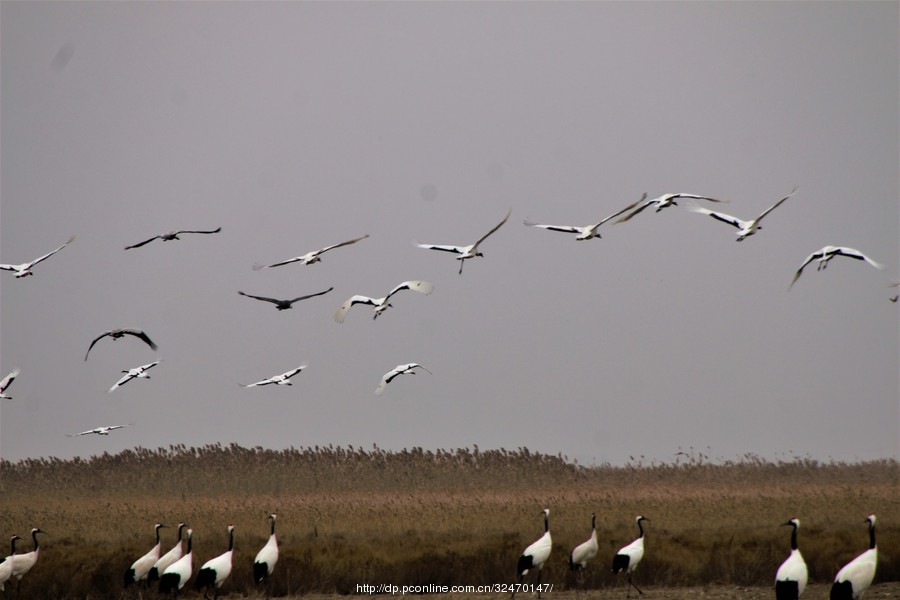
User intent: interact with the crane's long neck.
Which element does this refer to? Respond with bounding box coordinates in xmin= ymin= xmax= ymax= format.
xmin=270 ymin=518 xmax=277 ymax=537
xmin=31 ymin=530 xmax=40 ymax=551
xmin=637 ymin=519 xmax=645 ymax=538
xmin=155 ymin=525 xmax=162 ymax=546
xmin=543 ymin=512 xmax=549 ymax=533
xmin=228 ymin=528 xmax=235 ymax=552
xmin=9 ymin=537 xmax=18 ymax=556
xmin=790 ymin=523 xmax=799 ymax=551
xmin=868 ymin=521 xmax=876 ymax=549
xmin=185 ymin=531 xmax=192 ymax=555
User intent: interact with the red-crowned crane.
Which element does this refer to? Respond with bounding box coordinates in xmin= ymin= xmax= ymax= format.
xmin=830 ymin=515 xmax=877 ymax=600
xmin=612 ymin=516 xmax=649 ymax=598
xmin=124 ymin=523 xmax=166 ymax=587
xmin=775 ymin=518 xmax=807 ymax=599
xmin=416 ymin=209 xmax=511 ymax=274
xmin=196 ymin=525 xmax=234 ymax=599
xmin=512 ymin=508 xmax=551 ymax=599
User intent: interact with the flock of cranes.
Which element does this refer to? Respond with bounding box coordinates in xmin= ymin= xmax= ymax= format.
xmin=2 ymin=187 xmax=893 ymax=421
xmin=117 ymin=515 xmax=276 ymax=598
xmin=0 ymin=189 xmax=892 ymax=598
xmin=0 ymin=506 xmax=883 ymax=598
xmin=508 ymin=511 xmax=879 ymax=600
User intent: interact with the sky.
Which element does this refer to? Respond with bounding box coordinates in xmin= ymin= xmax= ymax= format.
xmin=1 ymin=1 xmax=897 ymax=467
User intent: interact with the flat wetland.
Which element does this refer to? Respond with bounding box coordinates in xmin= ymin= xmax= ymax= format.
xmin=1 ymin=445 xmax=897 ymax=599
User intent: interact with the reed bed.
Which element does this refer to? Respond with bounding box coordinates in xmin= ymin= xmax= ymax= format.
xmin=0 ymin=444 xmax=896 ymax=599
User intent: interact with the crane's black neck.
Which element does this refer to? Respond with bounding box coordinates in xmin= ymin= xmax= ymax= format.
xmin=177 ymin=523 xmax=186 ymax=541
xmin=868 ymin=520 xmax=876 ymax=549
xmin=31 ymin=530 xmax=40 ymax=550
xmin=155 ymin=525 xmax=162 ymax=545
xmin=9 ymin=537 xmax=18 ymax=555
xmin=790 ymin=522 xmax=799 ymax=551
xmin=185 ymin=531 xmax=192 ymax=554
xmin=637 ymin=518 xmax=645 ymax=538
xmin=228 ymin=528 xmax=235 ymax=552
xmin=543 ymin=512 xmax=549 ymax=533
xmin=591 ymin=513 xmax=596 ymax=531
xmin=270 ymin=517 xmax=277 ymax=536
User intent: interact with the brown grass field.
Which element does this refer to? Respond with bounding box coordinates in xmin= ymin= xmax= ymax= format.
xmin=0 ymin=445 xmax=897 ymax=599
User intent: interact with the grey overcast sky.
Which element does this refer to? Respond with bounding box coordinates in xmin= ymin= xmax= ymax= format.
xmin=1 ymin=1 xmax=897 ymax=467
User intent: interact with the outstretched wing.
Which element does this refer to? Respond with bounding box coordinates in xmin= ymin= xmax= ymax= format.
xmin=316 ymin=234 xmax=370 ymax=255
xmin=594 ymin=193 xmax=649 ymax=227
xmin=281 ymin=364 xmax=308 ymax=380
xmin=334 ymin=295 xmax=377 ymax=323
xmin=833 ymin=247 xmax=884 ymax=270
xmin=287 ymin=287 xmax=334 ymax=304
xmin=615 ymin=198 xmax=656 ymax=223
xmin=108 ymin=371 xmax=136 ymax=393
xmin=523 ymin=220 xmax=582 ymax=234
xmin=124 ymin=235 xmax=162 ymax=250
xmin=84 ymin=331 xmax=112 ymax=361
xmin=239 ymin=376 xmax=275 ymax=388
xmin=415 ymin=243 xmax=465 ymax=254
xmin=385 ymin=280 xmax=434 ymax=301
xmin=672 ymin=193 xmax=727 ymax=203
xmin=755 ymin=187 xmax=797 ymax=223
xmin=474 ymin=209 xmax=512 ymax=247
xmin=238 ymin=291 xmax=282 ymax=305
xmin=788 ymin=249 xmax=825 ymax=290
xmin=687 ymin=205 xmax=744 ymax=230
xmin=123 ymin=329 xmax=158 ymax=351
xmin=0 ymin=368 xmax=20 ymax=394
xmin=68 ymin=429 xmax=98 ymax=437
xmin=173 ymin=227 xmax=222 ymax=236
xmin=253 ymin=255 xmax=306 ymax=270
xmin=26 ymin=235 xmax=77 ymax=267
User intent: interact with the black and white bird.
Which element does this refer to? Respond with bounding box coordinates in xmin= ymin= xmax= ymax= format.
xmin=125 ymin=227 xmax=221 ymax=250
xmin=416 ymin=209 xmax=511 ymax=274
xmin=830 ymin=515 xmax=877 ymax=600
xmin=10 ymin=528 xmax=44 ymax=594
xmin=334 ymin=280 xmax=434 ymax=323
xmin=149 ymin=523 xmax=187 ymax=583
xmin=67 ymin=424 xmax=132 ymax=437
xmin=196 ymin=525 xmax=234 ymax=599
xmin=687 ymin=187 xmax=797 ymax=241
xmin=253 ymin=514 xmax=279 ymax=586
xmin=612 ymin=516 xmax=649 ymax=598
xmin=0 ymin=368 xmax=20 ymax=400
xmin=1 ymin=235 xmax=75 ymax=278
xmin=124 ymin=523 xmax=166 ymax=587
xmin=253 ymin=234 xmax=369 ymax=269
xmin=0 ymin=535 xmax=21 ymax=592
xmin=616 ymin=193 xmax=727 ymax=223
xmin=84 ymin=328 xmax=158 ymax=361
xmin=109 ymin=360 xmax=160 ymax=393
xmin=375 ymin=363 xmax=432 ymax=396
xmin=159 ymin=528 xmax=193 ymax=596
xmin=524 ymin=195 xmax=646 ymax=241
xmin=789 ymin=246 xmax=884 ymax=290
xmin=512 ymin=508 xmax=552 ymax=599
xmin=238 ymin=287 xmax=334 ymax=311
xmin=569 ymin=513 xmax=599 ymax=575
xmin=239 ymin=364 xmax=308 ymax=388
xmin=775 ymin=518 xmax=808 ymax=600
